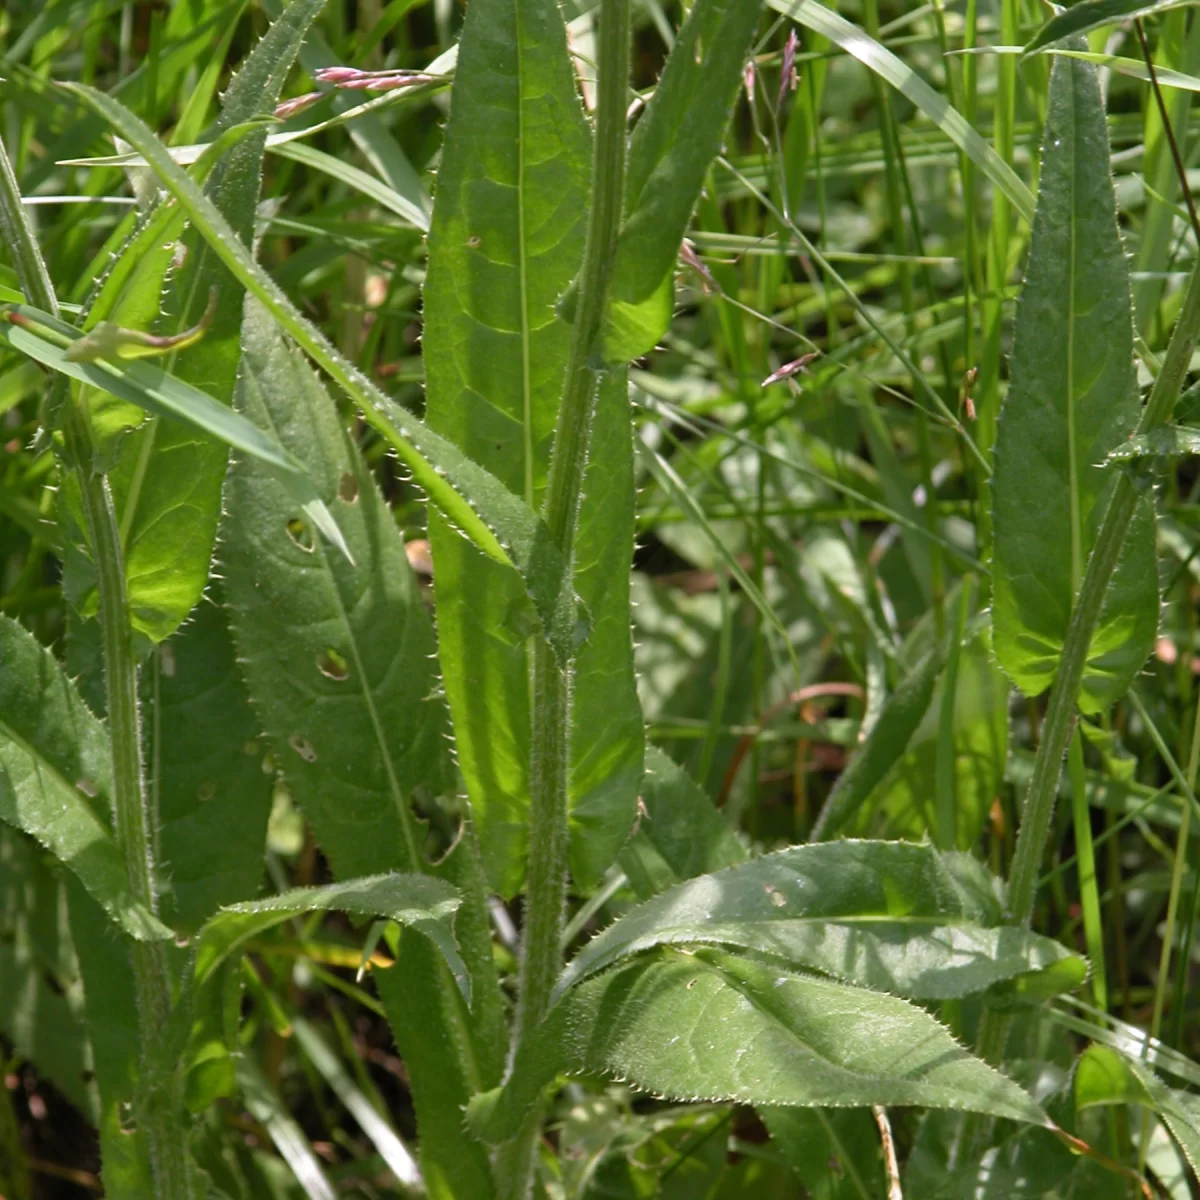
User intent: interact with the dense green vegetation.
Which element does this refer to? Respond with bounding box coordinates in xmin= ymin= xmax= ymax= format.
xmin=4 ymin=0 xmax=1200 ymax=1195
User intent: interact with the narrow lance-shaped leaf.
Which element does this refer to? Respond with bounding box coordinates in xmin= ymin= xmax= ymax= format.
xmin=421 ymin=0 xmax=592 ymax=895
xmin=470 ymin=951 xmax=1052 ymax=1144
xmin=991 ymin=53 xmax=1157 ymax=714
xmin=0 ymin=616 xmax=170 ymax=941
xmin=600 ymin=0 xmax=761 ymax=359
xmin=1024 ymin=0 xmax=1188 ymax=56
xmin=64 ymin=81 xmax=575 ymax=658
xmin=557 ymin=840 xmax=1085 ymax=1002
xmin=192 ymin=874 xmax=465 ymax=994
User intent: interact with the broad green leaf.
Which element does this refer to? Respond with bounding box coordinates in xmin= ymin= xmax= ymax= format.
xmin=991 ymin=53 xmax=1157 ymax=714
xmin=219 ymin=302 xmax=497 ymax=1200
xmin=762 ymin=1107 xmax=885 ymax=1199
xmin=192 ymin=874 xmax=465 ymax=993
xmin=557 ymin=840 xmax=1084 ymax=1002
xmin=65 ymin=83 xmax=573 ymax=651
xmin=768 ymin=0 xmax=1036 ymax=224
xmin=1025 ymin=0 xmax=1193 ymax=55
xmin=152 ymin=593 xmax=273 ymax=932
xmin=471 ymin=951 xmax=1052 ymax=1143
xmin=569 ymin=368 xmax=644 ymax=890
xmin=618 ymin=746 xmax=747 ymax=900
xmin=421 ymin=0 xmax=590 ymax=894
xmin=0 ymin=616 xmax=170 ymax=941
xmin=604 ymin=0 xmax=761 ymax=356
xmin=107 ymin=0 xmax=327 ymax=644
xmin=220 ymin=299 xmax=448 ymax=882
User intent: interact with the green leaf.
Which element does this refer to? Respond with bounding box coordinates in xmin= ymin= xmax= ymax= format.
xmin=152 ymin=592 xmax=273 ymax=933
xmin=991 ymin=53 xmax=1157 ymax=715
xmin=1075 ymin=1046 xmax=1200 ymax=1184
xmin=220 ymin=299 xmax=448 ymax=882
xmin=63 ymin=81 xmax=572 ymax=650
xmin=1106 ymin=424 xmax=1200 ymax=461
xmin=768 ymin=0 xmax=1036 ymax=225
xmin=557 ymin=840 xmax=1084 ymax=1002
xmin=569 ymin=368 xmax=645 ymax=890
xmin=107 ymin=0 xmax=328 ymax=644
xmin=471 ymin=951 xmax=1052 ymax=1143
xmin=219 ymin=302 xmax=497 ymax=1199
xmin=0 ymin=831 xmax=97 ymax=1121
xmin=420 ymin=0 xmax=591 ymax=894
xmin=0 ymin=616 xmax=170 ymax=941
xmin=762 ymin=1107 xmax=885 ymax=1199
xmin=193 ymin=874 xmax=465 ymax=994
xmin=1025 ymin=0 xmax=1193 ymax=56
xmin=604 ymin=0 xmax=761 ymax=357
xmin=618 ymin=746 xmax=747 ymax=900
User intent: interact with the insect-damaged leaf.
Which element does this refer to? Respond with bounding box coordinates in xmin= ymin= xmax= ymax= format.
xmin=991 ymin=53 xmax=1157 ymax=713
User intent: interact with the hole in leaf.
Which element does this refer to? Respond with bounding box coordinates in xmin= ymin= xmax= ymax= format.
xmin=286 ymin=518 xmax=314 ymax=552
xmin=317 ymin=648 xmax=350 ymax=681
xmin=289 ymin=734 xmax=318 ymax=763
xmin=338 ymin=472 xmax=359 ymax=503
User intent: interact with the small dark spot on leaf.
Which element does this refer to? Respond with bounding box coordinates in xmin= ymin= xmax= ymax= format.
xmin=289 ymin=734 xmax=318 ymax=763
xmin=317 ymin=648 xmax=350 ymax=681
xmin=338 ymin=472 xmax=359 ymax=503
xmin=286 ymin=517 xmax=314 ymax=552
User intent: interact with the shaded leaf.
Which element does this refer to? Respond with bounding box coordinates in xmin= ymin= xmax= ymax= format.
xmin=618 ymin=746 xmax=746 ymax=900
xmin=0 ymin=616 xmax=170 ymax=941
xmin=152 ymin=593 xmax=273 ymax=932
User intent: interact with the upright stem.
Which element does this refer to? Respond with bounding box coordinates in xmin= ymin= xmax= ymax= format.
xmin=502 ymin=0 xmax=630 ymax=1194
xmin=971 ymin=253 xmax=1200 ymax=1082
xmin=0 ymin=134 xmax=188 ymax=1198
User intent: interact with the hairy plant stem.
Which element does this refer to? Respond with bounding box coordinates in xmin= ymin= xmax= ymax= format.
xmin=968 ymin=253 xmax=1200 ymax=1117
xmin=501 ymin=0 xmax=630 ymax=1193
xmin=0 ymin=134 xmax=188 ymax=1199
